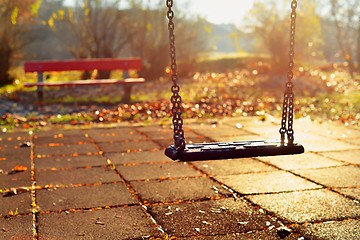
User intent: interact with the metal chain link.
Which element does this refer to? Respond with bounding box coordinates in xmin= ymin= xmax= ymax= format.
xmin=167 ymin=0 xmax=297 ymax=147
xmin=166 ymin=0 xmax=186 ymax=151
xmin=279 ymin=0 xmax=297 ymax=145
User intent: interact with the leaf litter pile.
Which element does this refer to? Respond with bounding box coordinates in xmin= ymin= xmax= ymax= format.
xmin=1 ymin=64 xmax=359 ymax=131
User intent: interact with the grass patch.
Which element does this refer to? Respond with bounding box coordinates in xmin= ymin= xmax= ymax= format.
xmin=1 ymin=57 xmax=359 ymax=130
xmin=42 ymin=95 xmax=123 ymax=104
xmin=299 ymin=91 xmax=360 ymax=126
xmin=48 ymin=113 xmax=93 ymax=124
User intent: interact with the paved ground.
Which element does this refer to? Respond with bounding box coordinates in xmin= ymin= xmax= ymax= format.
xmin=1 ymin=116 xmax=359 ymax=239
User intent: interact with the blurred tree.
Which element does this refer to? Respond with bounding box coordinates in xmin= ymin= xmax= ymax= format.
xmin=128 ymin=0 xmax=209 ymax=79
xmin=24 ymin=0 xmax=71 ymax=60
xmin=330 ymin=0 xmax=360 ymax=76
xmin=47 ymin=0 xmax=208 ymax=79
xmin=48 ymin=0 xmax=137 ymax=78
xmin=0 ymin=0 xmax=41 ymax=86
xmin=245 ymin=0 xmax=323 ymax=74
xmin=358 ymin=17 xmax=360 ymax=72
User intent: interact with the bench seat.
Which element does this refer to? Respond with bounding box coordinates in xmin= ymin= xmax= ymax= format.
xmin=23 ymin=58 xmax=145 ymax=102
xmin=23 ymin=78 xmax=145 ymax=87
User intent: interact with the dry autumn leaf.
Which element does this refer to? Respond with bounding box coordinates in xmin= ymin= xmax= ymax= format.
xmin=12 ymin=165 xmax=28 ymax=173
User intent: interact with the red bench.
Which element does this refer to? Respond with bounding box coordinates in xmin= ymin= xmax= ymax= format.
xmin=23 ymin=58 xmax=145 ymax=102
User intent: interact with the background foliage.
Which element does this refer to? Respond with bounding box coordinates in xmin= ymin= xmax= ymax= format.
xmin=0 ymin=0 xmax=359 ymax=86
xmin=0 ymin=0 xmax=359 ymax=130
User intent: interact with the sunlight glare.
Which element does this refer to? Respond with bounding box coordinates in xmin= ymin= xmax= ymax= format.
xmin=63 ymin=0 xmax=256 ymax=25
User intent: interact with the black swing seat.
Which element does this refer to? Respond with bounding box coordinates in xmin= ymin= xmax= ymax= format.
xmin=165 ymin=140 xmax=304 ymax=161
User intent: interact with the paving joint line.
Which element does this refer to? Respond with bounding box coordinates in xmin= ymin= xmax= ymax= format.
xmin=184 ymin=160 xmax=294 ymax=229
xmin=181 ymin=143 xmax=317 ymax=233
xmin=255 ymin=157 xmax=335 ymax=183
xmin=84 ymin=129 xmax=168 ymax=238
xmin=143 ymin=195 xmax=230 ymax=207
xmin=34 ymin=152 xmax=102 ymax=159
xmin=33 ymin=181 xmax=128 ymax=191
xmin=315 ymin=151 xmax=360 ymax=166
xmin=30 ymin=132 xmax=39 ymax=240
xmin=133 ymin=127 xmax=167 ymax=150
xmin=35 ymin=164 xmax=111 ymax=173
xmin=37 ymin=203 xmax=141 ymax=215
xmin=254 ymin=157 xmax=360 ymax=203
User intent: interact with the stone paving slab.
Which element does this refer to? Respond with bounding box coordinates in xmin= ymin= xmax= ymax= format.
xmin=294 ymin=119 xmax=360 ymax=139
xmin=117 ymin=162 xmax=202 ymax=181
xmin=335 ymin=187 xmax=360 ymax=201
xmin=33 ymin=129 xmax=84 ymax=138
xmin=137 ymin=126 xmax=179 ymax=140
xmin=297 ymin=219 xmax=360 ymax=240
xmin=35 ymin=154 xmax=107 ymax=170
xmin=105 ymin=150 xmax=172 ymax=165
xmin=37 ymin=206 xmax=160 ymax=239
xmin=294 ymin=132 xmax=360 ymax=152
xmin=36 ymin=166 xmax=120 ymax=187
xmin=257 ymin=152 xmax=346 ymax=170
xmin=177 ymin=230 xmax=303 ymax=239
xmin=0 ymin=215 xmax=33 ymax=240
xmin=247 ymin=189 xmax=360 ymax=223
xmin=143 ymin=126 xmax=208 ymax=140
xmin=294 ymin=165 xmax=360 ymax=188
xmin=306 ymin=139 xmax=360 ymax=152
xmin=158 ymin=136 xmax=215 ymax=149
xmin=0 ymin=170 xmax=32 ymax=190
xmin=149 ymin=198 xmax=279 ymax=237
xmin=187 ymin=123 xmax=253 ymax=140
xmin=0 ymin=134 xmax=31 ymax=148
xmin=33 ymin=134 xmax=91 ymax=146
xmin=344 ymin=137 xmax=360 ymax=146
xmin=34 ymin=143 xmax=100 ymax=156
xmin=0 ymin=192 xmax=32 ymax=217
xmin=0 ymin=147 xmax=31 ymax=173
xmin=96 ymin=140 xmax=160 ymax=153
xmin=233 ymin=124 xmax=281 ymax=140
xmin=216 ymin=171 xmax=321 ymax=194
xmin=212 ymin=134 xmax=267 ymax=142
xmin=220 ymin=116 xmax=276 ymax=127
xmin=319 ymin=150 xmax=360 ymax=165
xmin=36 ymin=183 xmax=137 ymax=212
xmin=1 ymin=117 xmax=360 ymax=239
xmin=192 ymin=158 xmax=278 ymax=176
xmin=130 ymin=177 xmax=230 ymax=204
xmin=84 ymin=127 xmax=147 ymax=142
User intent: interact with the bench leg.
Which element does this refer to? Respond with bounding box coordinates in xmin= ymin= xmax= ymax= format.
xmin=123 ymin=85 xmax=132 ymax=103
xmin=37 ymin=72 xmax=44 ymax=102
xmin=37 ymin=88 xmax=44 ymax=101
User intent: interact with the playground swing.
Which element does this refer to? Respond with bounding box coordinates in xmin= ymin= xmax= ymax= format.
xmin=164 ymin=0 xmax=305 ymax=161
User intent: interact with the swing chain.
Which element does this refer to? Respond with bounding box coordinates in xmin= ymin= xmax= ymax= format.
xmin=166 ymin=0 xmax=186 ymax=151
xmin=280 ymin=0 xmax=297 ymax=145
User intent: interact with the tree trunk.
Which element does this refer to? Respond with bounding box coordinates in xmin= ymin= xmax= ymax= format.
xmin=331 ymin=0 xmax=355 ymax=78
xmin=96 ymin=70 xmax=111 ymax=79
xmin=0 ymin=43 xmax=14 ymax=86
xmin=357 ymin=17 xmax=360 ymax=72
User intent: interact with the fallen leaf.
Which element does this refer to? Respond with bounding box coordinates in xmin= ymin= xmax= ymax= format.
xmin=8 ymin=208 xmax=19 ymax=216
xmin=19 ymin=142 xmax=31 ymax=148
xmin=238 ymin=221 xmax=249 ymax=225
xmin=3 ymin=187 xmax=29 ymax=197
xmin=10 ymin=165 xmax=28 ymax=174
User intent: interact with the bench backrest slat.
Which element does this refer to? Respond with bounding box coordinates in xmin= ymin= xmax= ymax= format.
xmin=24 ymin=58 xmax=142 ymax=73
